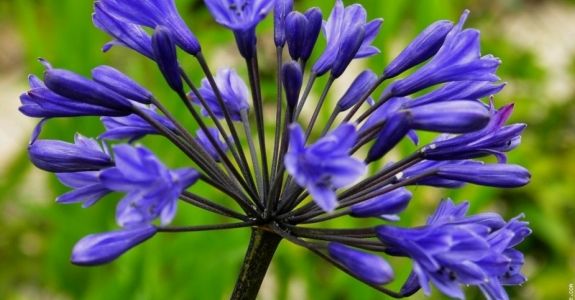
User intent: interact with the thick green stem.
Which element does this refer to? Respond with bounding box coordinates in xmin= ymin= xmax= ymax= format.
xmin=231 ymin=227 xmax=282 ymax=300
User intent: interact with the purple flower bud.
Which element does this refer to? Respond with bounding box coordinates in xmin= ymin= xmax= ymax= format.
xmin=56 ymin=171 xmax=111 ymax=208
xmin=409 ymin=81 xmax=505 ymax=108
xmin=351 ymin=187 xmax=412 ymax=218
xmin=285 ymin=12 xmax=308 ymax=61
xmin=93 ymin=3 xmax=154 ymax=59
xmin=337 ymin=70 xmax=377 ymax=111
xmin=44 ymin=69 xmax=133 ymax=111
xmin=406 ymin=100 xmax=491 ymax=133
xmin=92 ymin=66 xmax=153 ymax=104
xmin=274 ymin=0 xmax=293 ymax=47
xmin=384 ymin=20 xmax=453 ymax=79
xmin=422 ymin=104 xmax=525 ymax=162
xmin=100 ymin=107 xmax=176 ymax=142
xmin=436 ymin=163 xmax=531 ymax=188
xmin=152 ymin=26 xmax=183 ymax=92
xmin=21 ymin=84 xmax=127 ymax=118
xmin=196 ymin=128 xmax=228 ymax=162
xmin=282 ymin=62 xmax=303 ymax=109
xmin=191 ymin=68 xmax=250 ymax=121
xmin=71 ymin=225 xmax=157 ymax=266
xmin=99 ymin=0 xmax=200 ymax=55
xmin=328 ymin=243 xmax=394 ymax=285
xmin=29 ymin=134 xmax=113 ymax=173
xmin=331 ymin=24 xmax=366 ymax=78
xmin=366 ymin=114 xmax=410 ymax=163
xmin=300 ymin=8 xmax=323 ymax=62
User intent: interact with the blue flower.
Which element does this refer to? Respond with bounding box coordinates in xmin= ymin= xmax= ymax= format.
xmin=98 ymin=0 xmax=201 ymax=55
xmin=313 ymin=0 xmax=382 ymax=76
xmin=56 ymin=171 xmax=112 ymax=208
xmin=44 ymin=68 xmax=133 ymax=112
xmin=99 ymin=145 xmax=200 ymax=227
xmin=285 ymin=8 xmax=323 ymax=62
xmin=20 ymin=75 xmax=127 ymax=118
xmin=282 ymin=62 xmax=303 ymax=109
xmin=71 ymin=225 xmax=157 ymax=266
xmin=377 ymin=199 xmax=531 ymax=300
xmin=273 ymin=0 xmax=293 ymax=47
xmin=350 ymin=187 xmax=412 ymax=219
xmin=366 ymin=100 xmax=490 ymax=163
xmin=337 ymin=70 xmax=377 ymax=111
xmin=152 ymin=26 xmax=184 ymax=92
xmin=436 ymin=163 xmax=531 ymax=188
xmin=386 ymin=11 xmax=501 ymax=97
xmin=285 ymin=123 xmax=366 ymax=212
xmin=384 ymin=20 xmax=453 ymax=79
xmin=422 ymin=103 xmax=526 ymax=163
xmin=93 ymin=2 xmax=154 ymax=58
xmin=29 ymin=134 xmax=113 ymax=173
xmin=196 ymin=128 xmax=228 ymax=162
xmin=204 ymin=0 xmax=275 ymax=58
xmin=328 ymin=243 xmax=394 ymax=285
xmin=100 ymin=107 xmax=176 ymax=142
xmin=92 ymin=65 xmax=153 ymax=104
xmin=191 ymin=68 xmax=250 ymax=121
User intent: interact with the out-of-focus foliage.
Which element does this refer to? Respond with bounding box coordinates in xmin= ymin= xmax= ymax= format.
xmin=0 ymin=0 xmax=573 ymax=299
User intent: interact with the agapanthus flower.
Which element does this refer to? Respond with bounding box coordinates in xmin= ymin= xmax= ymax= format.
xmin=204 ymin=0 xmax=275 ymax=58
xmin=100 ymin=145 xmax=199 ymax=227
xmin=377 ymin=199 xmax=531 ymax=300
xmin=284 ymin=123 xmax=366 ymax=212
xmin=98 ymin=0 xmax=201 ymax=55
xmin=99 ymin=107 xmax=176 ymax=142
xmin=19 ymin=1 xmax=532 ymax=299
xmin=191 ymin=68 xmax=250 ymax=121
xmin=313 ymin=0 xmax=383 ymax=76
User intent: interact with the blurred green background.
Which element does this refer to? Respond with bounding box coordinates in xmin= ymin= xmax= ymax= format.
xmin=1 ymin=0 xmax=574 ymax=299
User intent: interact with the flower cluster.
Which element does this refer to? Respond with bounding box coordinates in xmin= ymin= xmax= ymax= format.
xmin=19 ymin=0 xmax=531 ymax=299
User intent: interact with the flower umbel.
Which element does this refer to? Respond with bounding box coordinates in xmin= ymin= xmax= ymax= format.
xmin=21 ymin=1 xmax=531 ymax=299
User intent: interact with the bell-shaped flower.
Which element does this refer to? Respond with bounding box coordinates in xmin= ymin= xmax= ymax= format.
xmin=204 ymin=0 xmax=275 ymax=58
xmin=152 ymin=26 xmax=183 ymax=92
xmin=282 ymin=62 xmax=303 ymax=110
xmin=285 ymin=123 xmax=366 ymax=212
xmin=386 ymin=11 xmax=501 ymax=97
xmin=313 ymin=0 xmax=382 ymax=76
xmin=56 ymin=171 xmax=112 ymax=208
xmin=350 ymin=187 xmax=412 ymax=218
xmin=71 ymin=225 xmax=157 ymax=266
xmin=100 ymin=107 xmax=176 ymax=142
xmin=93 ymin=2 xmax=154 ymax=59
xmin=377 ymin=199 xmax=531 ymax=300
xmin=191 ymin=68 xmax=250 ymax=121
xmin=328 ymin=243 xmax=394 ymax=285
xmin=274 ymin=0 xmax=293 ymax=47
xmin=384 ymin=20 xmax=453 ymax=79
xmin=98 ymin=0 xmax=200 ymax=55
xmin=29 ymin=134 xmax=113 ymax=173
xmin=196 ymin=128 xmax=228 ymax=162
xmin=402 ymin=160 xmax=478 ymax=188
xmin=100 ymin=145 xmax=199 ymax=227
xmin=92 ymin=66 xmax=153 ymax=104
xmin=19 ymin=75 xmax=128 ymax=118
xmin=422 ymin=103 xmax=526 ymax=162
xmin=337 ymin=70 xmax=377 ymax=111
